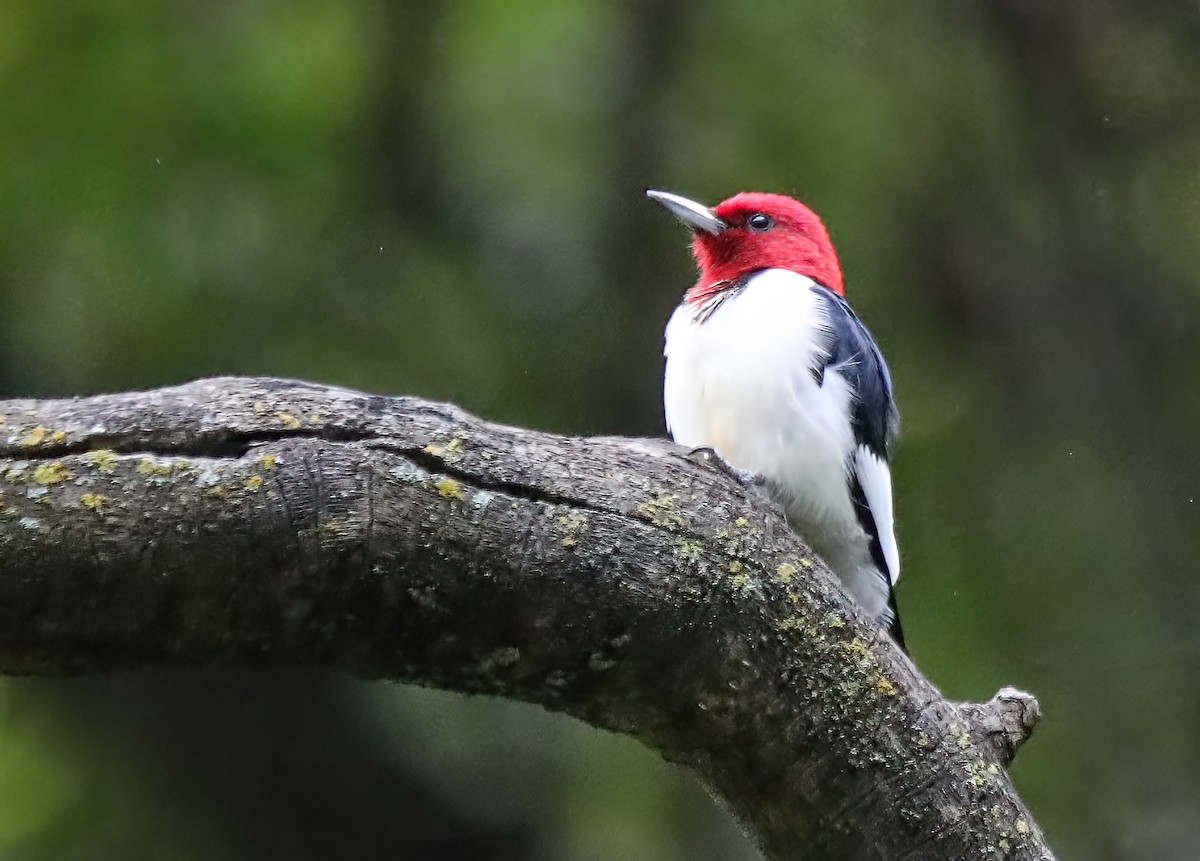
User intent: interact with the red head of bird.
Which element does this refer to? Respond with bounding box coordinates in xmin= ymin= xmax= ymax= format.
xmin=646 ymin=190 xmax=844 ymax=302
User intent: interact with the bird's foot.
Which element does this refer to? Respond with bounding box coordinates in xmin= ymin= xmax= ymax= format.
xmin=686 ymin=446 xmax=765 ymax=487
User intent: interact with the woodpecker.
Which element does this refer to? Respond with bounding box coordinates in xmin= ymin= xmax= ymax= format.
xmin=647 ymin=189 xmax=904 ymax=648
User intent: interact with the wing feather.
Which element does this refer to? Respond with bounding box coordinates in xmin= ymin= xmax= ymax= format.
xmin=811 ymin=284 xmax=903 ymax=622
xmin=854 ymin=445 xmax=900 ymax=584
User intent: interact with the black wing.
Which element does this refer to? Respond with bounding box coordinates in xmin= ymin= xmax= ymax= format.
xmin=809 ymin=285 xmax=905 ymax=650
xmin=808 ymin=285 xmax=898 ymax=459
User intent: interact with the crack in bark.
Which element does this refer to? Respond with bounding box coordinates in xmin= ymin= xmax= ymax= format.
xmin=376 ymin=441 xmax=614 ymax=517
xmin=0 ymin=427 xmax=375 ymax=461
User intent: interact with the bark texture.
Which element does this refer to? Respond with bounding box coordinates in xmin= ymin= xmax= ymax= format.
xmin=0 ymin=376 xmax=1053 ymax=861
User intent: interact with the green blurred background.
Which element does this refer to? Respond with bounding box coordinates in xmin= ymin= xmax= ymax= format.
xmin=2 ymin=1 xmax=1199 ymax=858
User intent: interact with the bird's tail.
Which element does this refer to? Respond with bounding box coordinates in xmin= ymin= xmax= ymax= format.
xmin=881 ymin=590 xmax=906 ymax=653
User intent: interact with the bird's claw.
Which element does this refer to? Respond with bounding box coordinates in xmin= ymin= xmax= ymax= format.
xmin=686 ymin=446 xmax=765 ymax=487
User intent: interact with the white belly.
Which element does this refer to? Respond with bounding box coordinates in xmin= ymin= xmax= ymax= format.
xmin=664 ymin=269 xmax=882 ymax=611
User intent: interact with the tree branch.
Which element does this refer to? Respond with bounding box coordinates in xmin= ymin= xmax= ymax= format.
xmin=0 ymin=376 xmax=1054 ymax=861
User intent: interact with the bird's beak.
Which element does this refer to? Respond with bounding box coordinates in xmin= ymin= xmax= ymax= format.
xmin=645 ymin=189 xmax=726 ymax=235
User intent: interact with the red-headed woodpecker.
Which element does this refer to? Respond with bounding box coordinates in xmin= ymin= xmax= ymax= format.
xmin=648 ymin=189 xmax=904 ymax=648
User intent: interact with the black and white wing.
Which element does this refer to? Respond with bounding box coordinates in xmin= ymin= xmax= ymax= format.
xmin=810 ymin=285 xmax=904 ymax=648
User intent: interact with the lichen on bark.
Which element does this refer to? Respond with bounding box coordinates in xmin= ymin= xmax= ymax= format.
xmin=0 ymin=376 xmax=1054 ymax=861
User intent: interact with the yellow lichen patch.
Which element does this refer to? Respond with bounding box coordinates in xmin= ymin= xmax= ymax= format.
xmin=775 ymin=562 xmax=797 ymax=584
xmin=275 ymin=412 xmax=302 ymax=430
xmin=958 ymin=732 xmax=972 ymax=749
xmin=874 ymin=676 xmax=896 ymax=697
xmin=435 ymin=477 xmax=465 ymax=501
xmin=998 ymin=838 xmax=1011 ymax=852
xmin=80 ymin=492 xmax=105 ymax=511
xmin=728 ymin=559 xmax=745 ymax=574
xmin=136 ymin=458 xmax=173 ymax=476
xmin=556 ymin=511 xmax=588 ymax=548
xmin=717 ymin=521 xmax=760 ymax=557
xmin=673 ymin=537 xmax=702 ymax=561
xmin=730 ymin=572 xmax=751 ymax=589
xmin=965 ymin=759 xmax=993 ymax=788
xmin=1015 ymin=819 xmax=1030 ymax=835
xmin=209 ymin=484 xmax=226 ymax=498
xmin=253 ymin=401 xmax=269 ymax=415
xmin=84 ymin=449 xmax=119 ymax=473
xmin=635 ymin=493 xmax=682 ymax=528
xmin=257 ymin=453 xmax=277 ymax=470
xmin=50 ymin=430 xmax=67 ymax=443
xmin=799 ymin=558 xmax=814 ymax=569
xmin=839 ymin=638 xmax=871 ymax=658
xmin=777 ymin=615 xmax=805 ymax=631
xmin=0 ymin=415 xmax=6 ymax=426
xmin=33 ymin=462 xmax=71 ymax=485
xmin=245 ymin=475 xmax=263 ymax=491
xmin=4 ymin=466 xmax=26 ymax=482
xmin=22 ymin=426 xmax=48 ymax=447
xmin=424 ymin=435 xmax=466 ymax=463
xmin=916 ymin=733 xmax=930 ymax=748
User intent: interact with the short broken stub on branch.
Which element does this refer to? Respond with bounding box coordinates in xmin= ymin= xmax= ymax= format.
xmin=0 ymin=376 xmax=1054 ymax=861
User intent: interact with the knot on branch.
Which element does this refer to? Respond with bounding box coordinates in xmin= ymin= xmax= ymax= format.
xmin=957 ymin=685 xmax=1042 ymax=766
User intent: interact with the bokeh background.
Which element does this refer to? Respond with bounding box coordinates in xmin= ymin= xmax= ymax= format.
xmin=2 ymin=1 xmax=1199 ymax=858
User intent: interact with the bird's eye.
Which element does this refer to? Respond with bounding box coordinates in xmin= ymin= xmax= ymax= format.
xmin=747 ymin=212 xmax=773 ymax=232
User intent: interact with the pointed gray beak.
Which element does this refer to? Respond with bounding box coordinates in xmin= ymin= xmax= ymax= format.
xmin=646 ymin=189 xmax=726 ymax=235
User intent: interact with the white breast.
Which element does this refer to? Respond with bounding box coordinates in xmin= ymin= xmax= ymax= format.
xmin=663 ymin=268 xmax=886 ymax=614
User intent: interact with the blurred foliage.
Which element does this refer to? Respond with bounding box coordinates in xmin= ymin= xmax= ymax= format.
xmin=2 ymin=0 xmax=1200 ymax=858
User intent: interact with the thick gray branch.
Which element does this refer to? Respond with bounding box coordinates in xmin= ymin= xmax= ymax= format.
xmin=0 ymin=377 xmax=1053 ymax=861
